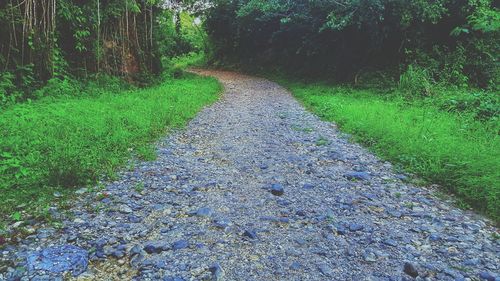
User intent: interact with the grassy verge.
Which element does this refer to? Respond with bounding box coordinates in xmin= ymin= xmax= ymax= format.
xmin=0 ymin=73 xmax=221 ymax=227
xmin=281 ymin=81 xmax=499 ymax=222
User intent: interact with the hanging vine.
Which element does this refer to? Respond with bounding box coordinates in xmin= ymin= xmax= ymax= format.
xmin=0 ymin=0 xmax=204 ymax=93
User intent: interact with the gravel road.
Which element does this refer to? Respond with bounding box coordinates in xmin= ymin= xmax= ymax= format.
xmin=1 ymin=70 xmax=498 ymax=281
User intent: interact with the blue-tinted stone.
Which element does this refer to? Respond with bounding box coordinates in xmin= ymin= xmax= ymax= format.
xmin=290 ymin=261 xmax=301 ymax=270
xmin=27 ymin=245 xmax=88 ymax=277
xmin=270 ymin=183 xmax=284 ymax=196
xmin=196 ymin=207 xmax=213 ymax=217
xmin=243 ymin=230 xmax=258 ymax=239
xmin=172 ymin=240 xmax=189 ymax=250
xmin=349 ymin=223 xmax=364 ymax=232
xmin=303 ymin=183 xmax=314 ymax=189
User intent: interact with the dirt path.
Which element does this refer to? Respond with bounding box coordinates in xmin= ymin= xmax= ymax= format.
xmin=2 ymin=70 xmax=498 ymax=281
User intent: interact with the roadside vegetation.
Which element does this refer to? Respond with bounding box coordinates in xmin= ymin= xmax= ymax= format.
xmin=0 ymin=74 xmax=221 ymax=228
xmin=280 ymin=79 xmax=499 ymax=220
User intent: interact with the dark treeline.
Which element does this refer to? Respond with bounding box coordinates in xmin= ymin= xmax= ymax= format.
xmin=0 ymin=0 xmax=208 ymax=105
xmin=205 ymin=0 xmax=499 ymax=90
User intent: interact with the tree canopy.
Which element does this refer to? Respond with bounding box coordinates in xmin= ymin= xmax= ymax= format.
xmin=205 ymin=0 xmax=499 ymax=88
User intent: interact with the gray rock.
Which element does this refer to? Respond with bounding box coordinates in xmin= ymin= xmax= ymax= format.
xmin=143 ymin=242 xmax=166 ymax=254
xmin=479 ymin=272 xmax=496 ymax=281
xmin=213 ymin=218 xmax=231 ymax=229
xmin=363 ymin=251 xmax=377 ymax=262
xmin=209 ymin=263 xmax=225 ymax=281
xmin=117 ymin=204 xmax=133 ymax=214
xmin=290 ymin=261 xmax=301 ymax=270
xmin=303 ymin=183 xmax=314 ymax=190
xmin=172 ymin=240 xmax=189 ymax=250
xmin=349 ymin=223 xmax=364 ymax=232
xmin=318 ymin=264 xmax=333 ymax=276
xmin=382 ymin=239 xmax=398 ymax=247
xmin=129 ymin=244 xmax=143 ymax=256
xmin=196 ymin=207 xmax=214 ymax=217
xmin=163 ymin=276 xmax=185 ymax=281
xmin=403 ymin=262 xmax=419 ymax=278
xmin=270 ymin=183 xmax=284 ymax=196
xmin=243 ymin=230 xmax=258 ymax=240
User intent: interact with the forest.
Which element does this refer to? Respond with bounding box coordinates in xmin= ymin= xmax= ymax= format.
xmin=0 ymin=0 xmax=499 ymax=226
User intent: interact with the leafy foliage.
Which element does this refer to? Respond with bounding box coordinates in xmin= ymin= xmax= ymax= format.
xmin=205 ymin=0 xmax=499 ymax=89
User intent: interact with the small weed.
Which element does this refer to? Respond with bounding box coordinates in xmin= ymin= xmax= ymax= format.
xmin=455 ymin=199 xmax=471 ymax=210
xmin=451 ymin=265 xmax=471 ymax=272
xmin=51 ymin=221 xmax=64 ymax=229
xmin=93 ymin=203 xmax=106 ymax=213
xmin=11 ymin=212 xmax=22 ymax=221
xmin=137 ymin=145 xmax=157 ymax=161
xmin=394 ymin=192 xmax=402 ymax=199
xmin=95 ymin=193 xmax=109 ymax=201
xmin=315 ymin=136 xmax=330 ymax=146
xmin=134 ymin=182 xmax=145 ymax=193
xmin=127 ymin=162 xmax=136 ymax=172
xmin=291 ymin=125 xmax=314 ymax=133
xmin=404 ymin=202 xmax=415 ymax=209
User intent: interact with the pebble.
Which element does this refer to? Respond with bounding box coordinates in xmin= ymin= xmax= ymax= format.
xmin=303 ymin=183 xmax=314 ymax=189
xmin=404 ymin=262 xmax=419 ymax=278
xmin=318 ymin=264 xmax=333 ymax=276
xmin=243 ymin=230 xmax=258 ymax=240
xmin=209 ymin=263 xmax=225 ymax=281
xmin=213 ymin=218 xmax=231 ymax=229
xmin=117 ymin=204 xmax=133 ymax=214
xmin=75 ymin=188 xmax=88 ymax=195
xmin=349 ymin=223 xmax=364 ymax=232
xmin=363 ymin=251 xmax=377 ymax=262
xmin=270 ymin=183 xmax=284 ymax=196
xmin=383 ymin=239 xmax=398 ymax=247
xmin=479 ymin=272 xmax=496 ymax=281
xmin=290 ymin=261 xmax=301 ymax=270
xmin=196 ymin=207 xmax=214 ymax=217
xmin=143 ymin=243 xmax=166 ymax=254
xmin=172 ymin=240 xmax=189 ymax=250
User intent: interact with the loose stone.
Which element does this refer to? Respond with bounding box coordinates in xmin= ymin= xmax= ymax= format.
xmin=243 ymin=230 xmax=258 ymax=240
xmin=404 ymin=262 xmax=419 ymax=278
xmin=270 ymin=183 xmax=284 ymax=196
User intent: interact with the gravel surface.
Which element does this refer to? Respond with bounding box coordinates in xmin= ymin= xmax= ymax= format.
xmin=1 ymin=70 xmax=499 ymax=281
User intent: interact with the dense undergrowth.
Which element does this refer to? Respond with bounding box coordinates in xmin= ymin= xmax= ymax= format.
xmin=278 ymin=78 xmax=499 ymax=222
xmin=0 ymin=72 xmax=221 ymax=227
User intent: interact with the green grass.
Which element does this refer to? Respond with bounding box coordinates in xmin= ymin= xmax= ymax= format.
xmin=282 ymin=81 xmax=499 ymax=222
xmin=0 ymin=73 xmax=221 ymax=226
xmin=171 ymin=52 xmax=207 ymax=69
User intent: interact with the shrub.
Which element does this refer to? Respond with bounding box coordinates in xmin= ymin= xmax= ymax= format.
xmin=0 ymin=71 xmax=19 ymax=105
xmin=33 ymin=77 xmax=81 ymax=99
xmin=398 ymin=65 xmax=434 ymax=98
